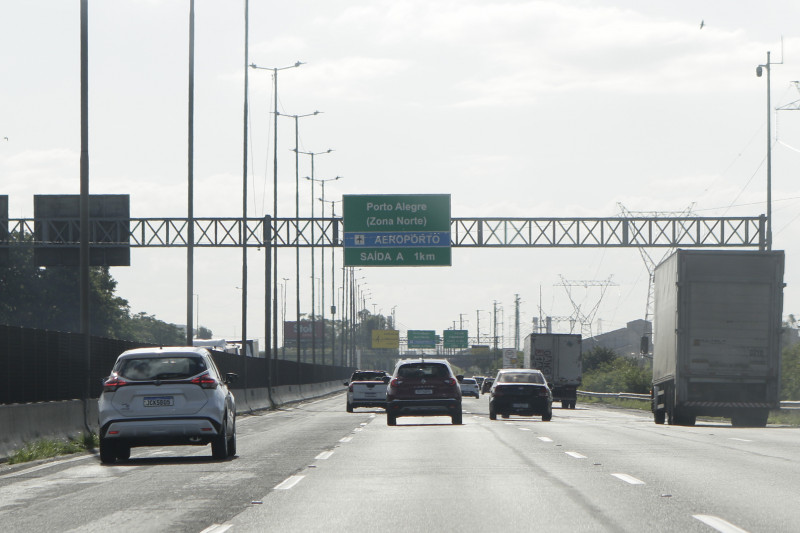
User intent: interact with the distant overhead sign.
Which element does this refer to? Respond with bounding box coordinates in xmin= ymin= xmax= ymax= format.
xmin=343 ymin=194 xmax=451 ymax=267
xmin=372 ymin=329 xmax=400 ymax=349
xmin=443 ymin=330 xmax=469 ymax=349
xmin=407 ymin=330 xmax=438 ymax=348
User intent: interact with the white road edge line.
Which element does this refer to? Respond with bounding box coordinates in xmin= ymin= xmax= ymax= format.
xmin=729 ymin=438 xmax=752 ymax=443
xmin=537 ymin=437 xmax=553 ymax=442
xmin=315 ymin=451 xmax=334 ymax=460
xmin=518 ymin=428 xmax=531 ymax=431
xmin=693 ymin=514 xmax=750 ymax=533
xmin=611 ymin=473 xmax=645 ymax=485
xmin=0 ymin=454 xmax=93 ymax=480
xmin=339 ymin=436 xmax=352 ymax=443
xmin=199 ymin=524 xmax=233 ymax=533
xmin=565 ymin=452 xmax=587 ymax=459
xmin=274 ymin=475 xmax=305 ymax=490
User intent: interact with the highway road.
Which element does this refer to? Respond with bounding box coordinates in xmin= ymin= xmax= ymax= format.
xmin=2 ymin=393 xmax=799 ymax=532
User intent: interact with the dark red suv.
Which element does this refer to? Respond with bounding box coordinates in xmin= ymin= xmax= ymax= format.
xmin=385 ymin=359 xmax=463 ymax=426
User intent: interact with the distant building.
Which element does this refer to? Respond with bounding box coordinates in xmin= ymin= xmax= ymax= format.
xmin=583 ymin=319 xmax=651 ymax=358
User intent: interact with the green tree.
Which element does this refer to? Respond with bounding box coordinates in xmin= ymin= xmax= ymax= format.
xmin=0 ymin=239 xmax=128 ymax=336
xmin=582 ymin=346 xmax=618 ymax=373
xmin=781 ymin=343 xmax=800 ymax=400
xmin=0 ymin=236 xmax=184 ymax=343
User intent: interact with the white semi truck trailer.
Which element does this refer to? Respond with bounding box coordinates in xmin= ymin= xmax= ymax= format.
xmin=523 ymin=333 xmax=582 ymax=409
xmin=651 ymin=250 xmax=785 ymax=427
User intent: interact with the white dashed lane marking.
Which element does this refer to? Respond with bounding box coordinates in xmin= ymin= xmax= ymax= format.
xmin=693 ymin=514 xmax=750 ymax=533
xmin=611 ymin=473 xmax=645 ymax=485
xmin=274 ymin=475 xmax=305 ymax=490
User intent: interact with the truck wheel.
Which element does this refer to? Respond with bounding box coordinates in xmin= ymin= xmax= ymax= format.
xmin=732 ymin=410 xmax=768 ymax=427
xmin=542 ymin=408 xmax=552 ymax=422
xmin=673 ymin=411 xmax=696 ymax=426
xmin=501 ymin=413 xmax=509 ymax=419
xmin=561 ymin=401 xmax=568 ymax=409
xmin=346 ymin=401 xmax=353 ymax=413
xmin=654 ymin=409 xmax=666 ymax=424
xmin=570 ymin=401 xmax=576 ymax=409
xmin=451 ymin=411 xmax=463 ymax=425
xmin=489 ymin=405 xmax=497 ymax=420
xmin=387 ymin=413 xmax=397 ymax=426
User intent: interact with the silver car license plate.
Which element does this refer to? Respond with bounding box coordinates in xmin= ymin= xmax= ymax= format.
xmin=144 ymin=396 xmax=174 ymax=407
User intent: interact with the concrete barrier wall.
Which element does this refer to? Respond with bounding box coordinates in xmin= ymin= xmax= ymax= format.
xmin=0 ymin=381 xmax=347 ymax=461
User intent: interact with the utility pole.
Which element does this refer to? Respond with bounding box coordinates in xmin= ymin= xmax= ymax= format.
xmin=492 ymin=300 xmax=499 ymax=351
xmin=514 ymin=294 xmax=521 ymax=352
xmin=476 ymin=310 xmax=483 ymax=345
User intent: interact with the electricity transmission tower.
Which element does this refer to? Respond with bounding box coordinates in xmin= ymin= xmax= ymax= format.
xmin=618 ymin=203 xmax=695 ymax=323
xmin=556 ymin=275 xmax=618 ymax=338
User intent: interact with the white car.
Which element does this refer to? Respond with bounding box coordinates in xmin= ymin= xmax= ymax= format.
xmin=460 ymin=377 xmax=481 ymax=398
xmin=98 ymin=346 xmax=237 ymax=464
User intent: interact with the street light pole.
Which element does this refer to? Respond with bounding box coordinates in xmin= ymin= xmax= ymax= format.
xmin=275 ymin=111 xmax=320 ymax=368
xmin=249 ymin=60 xmax=304 ymax=377
xmin=298 ymin=150 xmax=333 ymax=365
xmin=329 ymin=199 xmax=342 ymax=365
xmin=756 ymin=49 xmax=781 ymax=251
xmin=308 ymin=174 xmax=342 ymax=365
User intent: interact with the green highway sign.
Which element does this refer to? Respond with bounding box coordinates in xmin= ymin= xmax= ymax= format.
xmin=443 ymin=330 xmax=469 ymax=349
xmin=407 ymin=330 xmax=437 ymax=348
xmin=343 ymin=194 xmax=451 ymax=267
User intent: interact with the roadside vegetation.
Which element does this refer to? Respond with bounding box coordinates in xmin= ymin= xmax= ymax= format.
xmin=580 ymin=342 xmax=800 ymax=426
xmin=7 ymin=434 xmax=98 ymax=465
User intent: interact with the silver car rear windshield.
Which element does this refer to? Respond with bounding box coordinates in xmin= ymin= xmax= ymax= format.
xmin=497 ymin=372 xmax=545 ymax=384
xmin=116 ymin=356 xmax=207 ymax=381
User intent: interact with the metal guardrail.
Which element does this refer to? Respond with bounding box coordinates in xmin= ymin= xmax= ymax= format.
xmin=577 ymin=391 xmax=800 ymax=409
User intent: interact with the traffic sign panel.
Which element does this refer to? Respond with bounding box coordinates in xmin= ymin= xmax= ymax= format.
xmin=407 ymin=330 xmax=437 ymax=347
xmin=343 ymin=194 xmax=451 ymax=267
xmin=372 ymin=329 xmax=400 ymax=349
xmin=443 ymin=330 xmax=469 ymax=349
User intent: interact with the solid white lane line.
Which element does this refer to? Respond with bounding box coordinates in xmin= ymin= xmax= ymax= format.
xmin=693 ymin=515 xmax=750 ymax=533
xmin=537 ymin=437 xmax=553 ymax=442
xmin=518 ymin=427 xmax=531 ymax=431
xmin=315 ymin=451 xmax=334 ymax=460
xmin=274 ymin=475 xmax=305 ymax=490
xmin=565 ymin=452 xmax=587 ymax=459
xmin=339 ymin=436 xmax=352 ymax=443
xmin=729 ymin=438 xmax=752 ymax=442
xmin=611 ymin=473 xmax=645 ymax=485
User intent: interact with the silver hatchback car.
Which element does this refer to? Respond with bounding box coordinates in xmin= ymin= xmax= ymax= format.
xmin=98 ymin=346 xmax=237 ymax=464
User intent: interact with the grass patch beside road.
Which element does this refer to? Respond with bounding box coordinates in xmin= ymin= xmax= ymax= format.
xmin=7 ymin=434 xmax=98 ymax=465
xmin=578 ymin=395 xmax=650 ymax=411
xmin=579 ymin=396 xmax=800 ymax=427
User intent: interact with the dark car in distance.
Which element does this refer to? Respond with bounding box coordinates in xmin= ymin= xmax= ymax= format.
xmin=385 ymin=359 xmax=463 ymax=426
xmin=489 ymin=369 xmax=552 ymax=421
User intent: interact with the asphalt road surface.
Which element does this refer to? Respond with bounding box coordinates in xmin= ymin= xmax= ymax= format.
xmin=2 ymin=393 xmax=799 ymax=532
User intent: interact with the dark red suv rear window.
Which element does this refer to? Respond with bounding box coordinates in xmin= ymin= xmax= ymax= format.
xmin=397 ymin=363 xmax=451 ymax=380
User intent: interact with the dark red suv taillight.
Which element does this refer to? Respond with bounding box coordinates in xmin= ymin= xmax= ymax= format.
xmin=191 ymin=372 xmax=218 ymax=389
xmin=103 ymin=375 xmax=127 ymax=393
xmin=443 ymin=378 xmax=456 ymax=386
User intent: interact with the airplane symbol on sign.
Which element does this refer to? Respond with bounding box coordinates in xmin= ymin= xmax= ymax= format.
xmin=355 ymin=234 xmax=365 ymax=245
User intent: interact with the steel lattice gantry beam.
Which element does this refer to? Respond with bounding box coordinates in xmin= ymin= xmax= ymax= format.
xmin=2 ymin=215 xmax=766 ymax=249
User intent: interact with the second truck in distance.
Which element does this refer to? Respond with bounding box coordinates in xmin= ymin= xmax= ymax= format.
xmin=523 ymin=333 xmax=582 ymax=409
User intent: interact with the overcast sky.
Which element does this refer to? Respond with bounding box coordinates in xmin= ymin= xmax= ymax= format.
xmin=2 ymin=1 xmax=799 ymax=350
